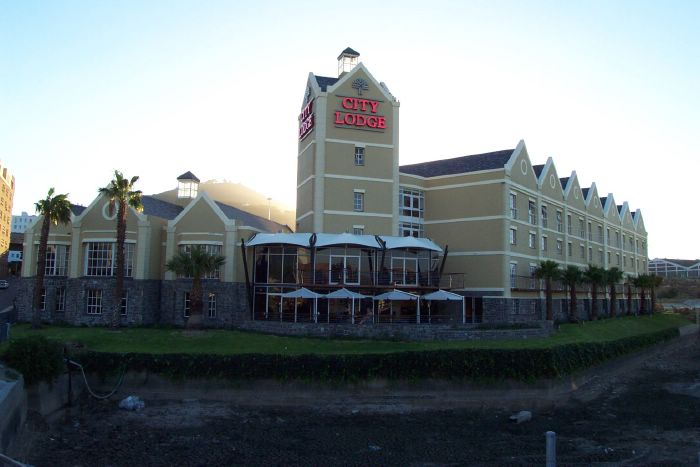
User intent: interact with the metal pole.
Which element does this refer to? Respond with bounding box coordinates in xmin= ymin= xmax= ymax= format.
xmin=545 ymin=431 xmax=556 ymax=467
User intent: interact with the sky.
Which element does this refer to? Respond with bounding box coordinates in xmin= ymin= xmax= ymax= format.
xmin=1 ymin=0 xmax=698 ymax=259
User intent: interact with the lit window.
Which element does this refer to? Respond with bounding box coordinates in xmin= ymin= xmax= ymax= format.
xmin=353 ymin=192 xmax=364 ymax=212
xmin=86 ymin=289 xmax=102 ymax=314
xmin=354 ymin=147 xmax=365 ymax=166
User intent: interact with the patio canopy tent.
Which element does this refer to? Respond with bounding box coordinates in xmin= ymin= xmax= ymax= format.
xmin=280 ymin=287 xmax=324 ymax=323
xmin=421 ymin=289 xmax=466 ymax=324
xmin=373 ymin=289 xmax=421 ymax=323
xmin=325 ymin=288 xmax=370 ymax=324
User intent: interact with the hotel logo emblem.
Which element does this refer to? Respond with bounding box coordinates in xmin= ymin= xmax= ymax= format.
xmin=352 ymin=78 xmax=369 ymax=96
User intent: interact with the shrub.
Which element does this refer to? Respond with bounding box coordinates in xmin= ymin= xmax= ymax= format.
xmin=74 ymin=328 xmax=679 ymax=383
xmin=2 ymin=336 xmax=64 ymax=385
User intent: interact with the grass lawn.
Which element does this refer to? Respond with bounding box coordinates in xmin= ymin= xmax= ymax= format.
xmin=2 ymin=313 xmax=691 ymax=356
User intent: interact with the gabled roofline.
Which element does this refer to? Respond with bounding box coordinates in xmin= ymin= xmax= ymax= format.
xmin=504 ymin=139 xmax=526 ymax=174
xmin=168 ymin=191 xmax=233 ymax=229
xmin=632 ymin=208 xmax=645 ymax=232
xmin=536 ymin=157 xmax=554 ymax=188
xmin=583 ymin=182 xmax=602 ymax=211
xmin=602 ymin=193 xmax=620 ymax=221
xmin=72 ymin=191 xmax=147 ymax=227
xmin=302 ymin=72 xmax=323 ymax=107
xmin=326 ymin=63 xmax=397 ymax=104
xmin=562 ymin=171 xmax=578 ymax=199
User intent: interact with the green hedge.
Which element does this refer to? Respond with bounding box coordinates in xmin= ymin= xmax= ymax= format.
xmin=75 ymin=327 xmax=679 ymax=383
xmin=2 ymin=335 xmax=65 ymax=385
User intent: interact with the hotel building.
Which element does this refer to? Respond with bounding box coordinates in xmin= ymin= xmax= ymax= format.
xmin=17 ymin=49 xmax=649 ymax=330
xmin=0 ymin=162 xmax=16 ymax=277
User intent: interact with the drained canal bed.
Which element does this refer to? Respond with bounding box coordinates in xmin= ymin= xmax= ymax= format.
xmin=15 ymin=337 xmax=700 ymax=466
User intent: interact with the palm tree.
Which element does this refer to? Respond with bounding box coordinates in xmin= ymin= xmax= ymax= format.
xmin=534 ymin=260 xmax=561 ymax=321
xmin=561 ymin=265 xmax=583 ymax=323
xmin=99 ymin=171 xmax=143 ymax=328
xmin=166 ymin=246 xmax=226 ymax=329
xmin=632 ymin=275 xmax=647 ymax=315
xmin=649 ymin=274 xmax=663 ymax=314
xmin=32 ymin=188 xmax=72 ymax=329
xmin=605 ymin=267 xmax=624 ymax=318
xmin=583 ymin=265 xmax=606 ymax=320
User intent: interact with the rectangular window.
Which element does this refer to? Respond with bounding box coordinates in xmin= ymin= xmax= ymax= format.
xmin=528 ymin=201 xmax=536 ymax=224
xmin=615 ymin=231 xmax=620 ymax=247
xmin=567 ymin=242 xmax=572 ymax=257
xmin=509 ymin=228 xmax=517 ymax=245
xmin=606 ymin=228 xmax=611 ymax=244
xmin=208 ymin=293 xmax=217 ymax=318
xmin=120 ymin=291 xmax=128 ymax=316
xmin=354 ymin=146 xmax=365 ymax=166
xmin=183 ymin=292 xmax=191 ymax=318
xmin=580 ymin=244 xmax=585 ymax=259
xmin=509 ymin=263 xmax=517 ymax=288
xmin=617 ymin=253 xmax=621 ymax=265
xmin=45 ymin=245 xmax=70 ymax=276
xmin=588 ymin=247 xmax=593 ymax=261
xmin=529 ymin=232 xmax=536 ymax=249
xmin=179 ymin=244 xmax=223 ymax=279
xmin=399 ymin=187 xmax=424 ymax=218
xmin=56 ymin=287 xmax=66 ymax=313
xmin=623 ymin=256 xmax=627 ymax=267
xmin=556 ymin=239 xmax=563 ymax=255
xmin=86 ymin=289 xmax=102 ymax=314
xmin=85 ymin=242 xmax=134 ymax=277
xmin=509 ymin=193 xmax=517 ymax=218
xmin=579 ymin=219 xmax=585 ymax=238
xmin=597 ymin=225 xmax=603 ymax=243
xmin=40 ymin=288 xmax=46 ymax=311
xmin=556 ymin=211 xmax=563 ymax=232
xmin=541 ymin=236 xmax=548 ymax=252
xmin=607 ymin=251 xmax=611 ymax=264
xmin=567 ymin=214 xmax=572 ymax=234
xmin=540 ymin=205 xmax=548 ymax=228
xmin=353 ymin=192 xmax=364 ymax=212
xmin=353 ymin=227 xmax=364 ymax=235
xmin=599 ymin=250 xmax=604 ymax=263
xmin=529 ymin=264 xmax=537 ymax=290
xmin=399 ymin=222 xmax=424 ymax=238
xmin=587 ymin=222 xmax=592 ymax=240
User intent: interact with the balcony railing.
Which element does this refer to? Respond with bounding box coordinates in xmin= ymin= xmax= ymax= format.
xmin=258 ymin=269 xmax=464 ymax=290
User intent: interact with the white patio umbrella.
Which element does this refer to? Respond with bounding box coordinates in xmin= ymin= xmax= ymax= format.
xmin=373 ymin=289 xmax=420 ymax=323
xmin=325 ymin=288 xmax=369 ymax=324
xmin=421 ymin=289 xmax=465 ymax=324
xmin=281 ymin=287 xmax=324 ymax=323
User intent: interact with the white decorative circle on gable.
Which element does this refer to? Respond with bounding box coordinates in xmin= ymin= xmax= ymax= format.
xmin=520 ymin=160 xmax=528 ymax=175
xmin=549 ymin=174 xmax=556 ymax=189
xmin=574 ymin=188 xmax=580 ymax=199
xmin=102 ymin=202 xmax=117 ymax=220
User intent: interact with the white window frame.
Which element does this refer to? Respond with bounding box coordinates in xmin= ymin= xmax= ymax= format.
xmin=509 ymin=193 xmax=517 ymax=219
xmin=399 ymin=187 xmax=424 ymax=219
xmin=45 ymin=244 xmax=69 ymax=276
xmin=84 ymin=242 xmax=135 ymax=277
xmin=528 ymin=232 xmax=536 ymax=249
xmin=509 ymin=228 xmax=517 ymax=246
xmin=86 ymin=289 xmax=102 ymax=315
xmin=120 ymin=291 xmax=128 ymax=316
xmin=540 ymin=205 xmax=548 ymax=228
xmin=541 ymin=235 xmax=548 ymax=252
xmin=56 ymin=287 xmax=66 ymax=313
xmin=353 ymin=192 xmax=364 ymax=212
xmin=183 ymin=292 xmax=191 ymax=317
xmin=208 ymin=293 xmax=216 ymax=318
xmin=399 ymin=221 xmax=424 ymax=238
xmin=179 ymin=244 xmax=223 ymax=279
xmin=528 ymin=200 xmax=536 ymax=224
xmin=354 ymin=146 xmax=365 ymax=166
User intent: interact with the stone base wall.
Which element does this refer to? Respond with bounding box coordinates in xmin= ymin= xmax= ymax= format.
xmin=159 ymin=280 xmax=249 ymax=328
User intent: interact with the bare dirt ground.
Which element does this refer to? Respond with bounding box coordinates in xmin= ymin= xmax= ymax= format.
xmin=17 ymin=334 xmax=700 ymax=466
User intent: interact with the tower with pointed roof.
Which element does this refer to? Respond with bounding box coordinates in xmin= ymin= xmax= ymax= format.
xmin=296 ymin=48 xmax=400 ymax=236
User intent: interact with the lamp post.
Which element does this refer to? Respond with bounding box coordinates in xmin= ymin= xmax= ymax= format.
xmin=267 ymin=197 xmax=272 ymax=220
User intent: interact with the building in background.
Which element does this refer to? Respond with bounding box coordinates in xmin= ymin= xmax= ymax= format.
xmin=648 ymin=258 xmax=700 ymax=278
xmin=0 ymin=162 xmax=16 ymax=277
xmin=11 ymin=211 xmax=37 ymax=233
